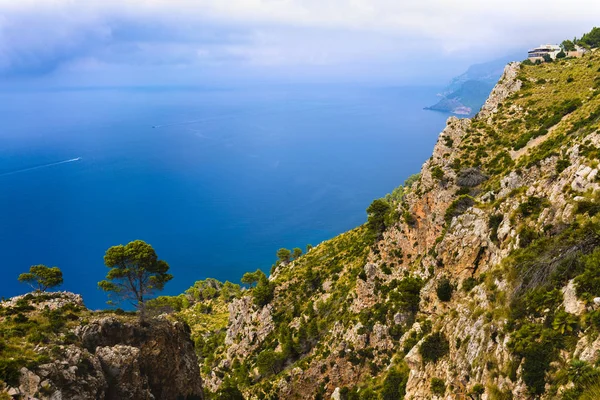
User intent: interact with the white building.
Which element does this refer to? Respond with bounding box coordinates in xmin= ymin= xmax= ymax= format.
xmin=528 ymin=44 xmax=562 ymax=61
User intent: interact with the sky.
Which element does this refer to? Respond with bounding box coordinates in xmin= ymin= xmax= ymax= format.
xmin=0 ymin=0 xmax=599 ymax=87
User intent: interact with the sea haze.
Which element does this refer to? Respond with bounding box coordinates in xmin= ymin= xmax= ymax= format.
xmin=0 ymin=85 xmax=448 ymax=309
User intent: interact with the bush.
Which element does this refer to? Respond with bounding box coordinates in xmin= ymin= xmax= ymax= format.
xmin=508 ymin=323 xmax=561 ymax=395
xmin=366 ymin=199 xmax=391 ymax=240
xmin=556 ymin=158 xmax=570 ymax=174
xmin=575 ymin=248 xmax=600 ymax=300
xmin=436 ymin=278 xmax=453 ymax=302
xmin=445 ymin=195 xmax=475 ymax=224
xmin=431 ymin=166 xmax=445 ymax=182
xmin=0 ymin=358 xmax=22 ymax=387
xmin=576 ymin=200 xmax=600 ymax=217
xmin=380 ymin=366 xmax=408 ymax=400
xmin=470 ymin=384 xmax=485 ymax=398
xmin=462 ymin=277 xmax=479 ymax=292
xmin=256 ymin=350 xmax=285 ymax=377
xmin=420 ymin=332 xmax=449 ymax=363
xmin=518 ymin=197 xmax=546 ymax=218
xmin=518 ymin=226 xmax=539 ymax=248
xmin=403 ymin=211 xmax=417 ymax=226
xmin=430 ymin=378 xmax=446 ymax=395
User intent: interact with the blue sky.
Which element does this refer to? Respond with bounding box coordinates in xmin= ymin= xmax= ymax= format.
xmin=1 ymin=0 xmax=599 ymax=87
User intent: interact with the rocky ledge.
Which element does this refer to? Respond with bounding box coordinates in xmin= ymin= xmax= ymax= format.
xmin=2 ymin=293 xmax=203 ymax=400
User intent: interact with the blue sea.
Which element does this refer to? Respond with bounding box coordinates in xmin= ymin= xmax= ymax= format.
xmin=0 ymin=85 xmax=448 ymax=309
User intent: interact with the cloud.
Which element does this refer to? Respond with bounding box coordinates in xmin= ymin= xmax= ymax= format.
xmin=0 ymin=0 xmax=599 ymax=83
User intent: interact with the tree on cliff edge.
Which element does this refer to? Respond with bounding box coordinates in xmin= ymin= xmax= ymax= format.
xmin=18 ymin=265 xmax=63 ymax=292
xmin=98 ymin=240 xmax=172 ymax=317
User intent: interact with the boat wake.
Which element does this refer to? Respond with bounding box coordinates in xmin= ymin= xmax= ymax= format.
xmin=0 ymin=157 xmax=82 ymax=177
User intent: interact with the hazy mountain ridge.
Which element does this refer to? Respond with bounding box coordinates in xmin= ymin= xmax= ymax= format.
xmin=425 ymin=54 xmax=521 ymax=116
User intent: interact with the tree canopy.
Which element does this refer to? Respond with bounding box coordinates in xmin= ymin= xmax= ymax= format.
xmin=18 ymin=265 xmax=63 ymax=292
xmin=561 ymin=39 xmax=576 ymax=51
xmin=276 ymin=248 xmax=292 ymax=264
xmin=366 ymin=198 xmax=391 ymax=239
xmin=98 ymin=240 xmax=172 ymax=315
xmin=241 ymin=269 xmax=274 ymax=307
xmin=578 ymin=27 xmax=600 ymax=48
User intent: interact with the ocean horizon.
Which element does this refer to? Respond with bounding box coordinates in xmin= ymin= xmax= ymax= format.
xmin=0 ymin=84 xmax=448 ymax=309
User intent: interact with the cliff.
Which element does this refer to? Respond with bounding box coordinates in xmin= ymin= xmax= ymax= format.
xmin=0 ymin=292 xmax=204 ymax=400
xmin=177 ymin=52 xmax=600 ymax=399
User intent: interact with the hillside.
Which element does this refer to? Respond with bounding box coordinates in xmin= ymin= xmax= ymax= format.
xmin=1 ymin=51 xmax=600 ymax=400
xmin=171 ymin=52 xmax=600 ymax=399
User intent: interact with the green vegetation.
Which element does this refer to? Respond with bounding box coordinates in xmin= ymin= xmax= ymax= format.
xmin=98 ymin=240 xmax=173 ymax=316
xmin=241 ymin=269 xmax=274 ymax=307
xmin=0 ymin=293 xmax=99 ymax=388
xmin=419 ymin=332 xmax=449 ymax=363
xmin=276 ymin=248 xmax=292 ymax=263
xmin=578 ymin=27 xmax=600 ymax=48
xmin=436 ymin=278 xmax=453 ymax=302
xmin=430 ymin=378 xmax=446 ymax=396
xmin=366 ymin=199 xmax=392 ymax=240
xmin=431 ymin=166 xmax=445 ymax=182
xmin=380 ymin=366 xmax=409 ymax=400
xmin=18 ymin=265 xmax=63 ymax=292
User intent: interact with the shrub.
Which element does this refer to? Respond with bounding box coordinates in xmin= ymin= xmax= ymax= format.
xmin=462 ymin=277 xmax=479 ymax=292
xmin=470 ymin=384 xmax=485 ymax=398
xmin=518 ymin=226 xmax=539 ymax=248
xmin=556 ymin=158 xmax=570 ymax=174
xmin=436 ymin=278 xmax=453 ymax=302
xmin=403 ymin=211 xmax=417 ymax=226
xmin=576 ymin=200 xmax=600 ymax=217
xmin=430 ymin=378 xmax=446 ymax=395
xmin=420 ymin=332 xmax=450 ymax=363
xmin=366 ymin=199 xmax=391 ymax=240
xmin=431 ymin=166 xmax=445 ymax=182
xmin=380 ymin=366 xmax=409 ymax=400
xmin=508 ymin=324 xmax=561 ymax=395
xmin=445 ymin=195 xmax=475 ymax=224
xmin=575 ymin=248 xmax=600 ymax=300
xmin=0 ymin=358 xmax=22 ymax=387
xmin=518 ymin=197 xmax=546 ymax=218
xmin=256 ymin=350 xmax=285 ymax=377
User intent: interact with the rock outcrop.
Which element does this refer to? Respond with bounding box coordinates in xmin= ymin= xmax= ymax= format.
xmin=1 ymin=294 xmax=203 ymax=400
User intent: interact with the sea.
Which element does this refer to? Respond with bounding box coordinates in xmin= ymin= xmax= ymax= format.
xmin=0 ymin=84 xmax=449 ymax=309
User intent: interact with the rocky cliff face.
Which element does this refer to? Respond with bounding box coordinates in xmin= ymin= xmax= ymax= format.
xmin=183 ymin=51 xmax=600 ymax=399
xmin=0 ymin=292 xmax=203 ymax=400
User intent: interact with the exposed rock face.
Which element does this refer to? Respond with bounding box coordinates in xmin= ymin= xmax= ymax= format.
xmin=3 ymin=291 xmax=85 ymax=311
xmin=78 ymin=316 xmax=204 ymax=400
xmin=478 ymin=62 xmax=522 ymax=119
xmin=5 ymin=297 xmax=203 ymax=400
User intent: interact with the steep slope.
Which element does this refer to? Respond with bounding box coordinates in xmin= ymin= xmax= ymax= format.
xmin=178 ymin=51 xmax=600 ymax=400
